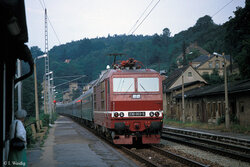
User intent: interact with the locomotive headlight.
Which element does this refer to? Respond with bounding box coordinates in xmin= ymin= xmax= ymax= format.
xmin=120 ymin=112 xmax=124 ymax=117
xmin=155 ymin=112 xmax=160 ymax=117
xmin=114 ymin=112 xmax=119 ymax=117
xmin=149 ymin=112 xmax=154 ymax=117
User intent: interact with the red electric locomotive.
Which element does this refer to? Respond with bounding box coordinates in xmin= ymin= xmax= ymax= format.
xmin=93 ymin=58 xmax=163 ymax=144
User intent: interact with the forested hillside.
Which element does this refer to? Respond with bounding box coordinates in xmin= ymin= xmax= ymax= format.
xmin=32 ymin=16 xmax=224 ymax=83
xmin=29 ymin=1 xmax=249 ymax=98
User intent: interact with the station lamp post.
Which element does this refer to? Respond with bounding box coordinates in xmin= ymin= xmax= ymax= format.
xmin=34 ymin=54 xmax=47 ymax=124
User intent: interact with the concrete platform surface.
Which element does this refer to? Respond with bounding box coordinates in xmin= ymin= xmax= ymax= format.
xmin=27 ymin=116 xmax=138 ymax=167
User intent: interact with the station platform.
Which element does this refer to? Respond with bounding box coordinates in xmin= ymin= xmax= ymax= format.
xmin=27 ymin=116 xmax=138 ymax=167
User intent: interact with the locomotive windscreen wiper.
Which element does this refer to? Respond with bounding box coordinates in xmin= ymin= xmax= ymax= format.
xmin=139 ymin=83 xmax=147 ymax=92
xmin=125 ymin=84 xmax=133 ymax=92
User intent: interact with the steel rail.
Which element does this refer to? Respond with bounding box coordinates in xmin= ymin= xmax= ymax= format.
xmin=163 ymin=127 xmax=250 ymax=147
xmin=162 ymin=131 xmax=250 ymax=154
xmin=150 ymin=146 xmax=209 ymax=167
xmin=120 ymin=146 xmax=159 ymax=167
xmin=161 ymin=133 xmax=250 ymax=163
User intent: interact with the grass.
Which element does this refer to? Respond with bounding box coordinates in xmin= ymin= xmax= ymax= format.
xmin=164 ymin=118 xmax=250 ymax=135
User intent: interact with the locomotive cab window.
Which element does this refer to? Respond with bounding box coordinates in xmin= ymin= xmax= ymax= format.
xmin=113 ymin=78 xmax=135 ymax=92
xmin=138 ymin=78 xmax=159 ymax=92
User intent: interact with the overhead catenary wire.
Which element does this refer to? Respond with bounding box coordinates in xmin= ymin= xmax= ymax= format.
xmin=47 ymin=17 xmax=62 ymax=45
xmin=55 ymin=75 xmax=87 ymax=88
xmin=212 ymin=0 xmax=235 ymax=18
xmin=54 ymin=75 xmax=86 ymax=79
xmin=42 ymin=0 xmax=46 ymax=8
xmin=131 ymin=0 xmax=161 ymax=35
xmin=37 ymin=0 xmax=61 ymax=45
xmin=38 ymin=0 xmax=45 ymax=9
xmin=127 ymin=0 xmax=155 ymax=34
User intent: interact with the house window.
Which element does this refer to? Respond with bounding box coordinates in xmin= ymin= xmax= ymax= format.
xmin=240 ymin=102 xmax=244 ymax=113
xmin=212 ymin=102 xmax=216 ymax=117
xmin=241 ymin=106 xmax=244 ymax=113
xmin=209 ymin=61 xmax=213 ymax=68
xmin=215 ymin=61 xmax=219 ymax=68
xmin=207 ymin=103 xmax=211 ymax=118
xmin=218 ymin=102 xmax=222 ymax=117
xmin=196 ymin=104 xmax=200 ymax=117
xmin=203 ymin=72 xmax=209 ymax=75
xmin=188 ymin=72 xmax=192 ymax=77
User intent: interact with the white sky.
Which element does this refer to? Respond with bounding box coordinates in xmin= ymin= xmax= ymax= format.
xmin=25 ymin=0 xmax=245 ymax=50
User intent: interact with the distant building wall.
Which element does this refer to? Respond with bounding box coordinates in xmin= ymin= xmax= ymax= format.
xmin=170 ymin=66 xmax=206 ymax=89
xmin=236 ymin=93 xmax=250 ymax=126
xmin=164 ymin=82 xmax=206 ymax=120
xmin=197 ymin=55 xmax=230 ymax=76
xmin=69 ymin=82 xmax=78 ymax=93
xmin=63 ymin=92 xmax=71 ymax=104
xmin=174 ymin=91 xmax=250 ymax=126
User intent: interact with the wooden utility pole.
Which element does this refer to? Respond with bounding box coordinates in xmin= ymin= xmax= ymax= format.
xmin=224 ymin=52 xmax=229 ymax=128
xmin=182 ymin=73 xmax=185 ymax=123
xmin=34 ymin=54 xmax=47 ymax=123
xmin=34 ymin=63 xmax=39 ymax=122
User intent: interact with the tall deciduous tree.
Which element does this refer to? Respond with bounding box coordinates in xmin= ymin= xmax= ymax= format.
xmin=224 ymin=0 xmax=250 ymax=79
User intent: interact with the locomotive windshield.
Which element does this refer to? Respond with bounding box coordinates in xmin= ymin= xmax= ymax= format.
xmin=113 ymin=77 xmax=159 ymax=92
xmin=113 ymin=78 xmax=135 ymax=92
xmin=138 ymin=78 xmax=159 ymax=92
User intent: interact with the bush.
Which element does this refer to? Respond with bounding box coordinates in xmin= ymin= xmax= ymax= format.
xmin=26 ymin=125 xmax=36 ymax=147
xmin=217 ymin=115 xmax=225 ymax=125
xmin=230 ymin=115 xmax=239 ymax=124
xmin=51 ymin=112 xmax=58 ymax=124
xmin=25 ymin=116 xmax=36 ymax=147
xmin=40 ymin=113 xmax=50 ymax=126
xmin=25 ymin=112 xmax=58 ymax=147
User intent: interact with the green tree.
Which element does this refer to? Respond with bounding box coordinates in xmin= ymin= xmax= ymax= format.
xmin=202 ymin=69 xmax=223 ymax=84
xmin=162 ymin=28 xmax=171 ymax=37
xmin=182 ymin=41 xmax=187 ymax=65
xmin=72 ymin=89 xmax=82 ymax=100
xmin=224 ymin=1 xmax=250 ymax=79
xmin=17 ymin=76 xmax=43 ymax=116
xmin=195 ymin=15 xmax=214 ymax=28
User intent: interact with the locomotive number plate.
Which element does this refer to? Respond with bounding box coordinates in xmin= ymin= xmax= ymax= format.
xmin=128 ymin=112 xmax=145 ymax=116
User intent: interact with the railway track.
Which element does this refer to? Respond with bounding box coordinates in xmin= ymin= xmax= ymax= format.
xmin=164 ymin=127 xmax=250 ymax=147
xmin=162 ymin=127 xmax=250 ymax=163
xmin=122 ymin=145 xmax=209 ymax=167
xmin=65 ymin=115 xmax=209 ymax=167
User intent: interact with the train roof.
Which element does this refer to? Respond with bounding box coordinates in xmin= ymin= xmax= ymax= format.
xmin=111 ymin=68 xmax=158 ymax=74
xmin=97 ymin=69 xmax=159 ymax=83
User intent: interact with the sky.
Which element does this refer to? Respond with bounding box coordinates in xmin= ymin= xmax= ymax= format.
xmin=25 ymin=0 xmax=245 ymax=50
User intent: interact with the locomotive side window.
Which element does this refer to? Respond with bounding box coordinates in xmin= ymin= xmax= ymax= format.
xmin=138 ymin=78 xmax=159 ymax=92
xmin=113 ymin=78 xmax=134 ymax=92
